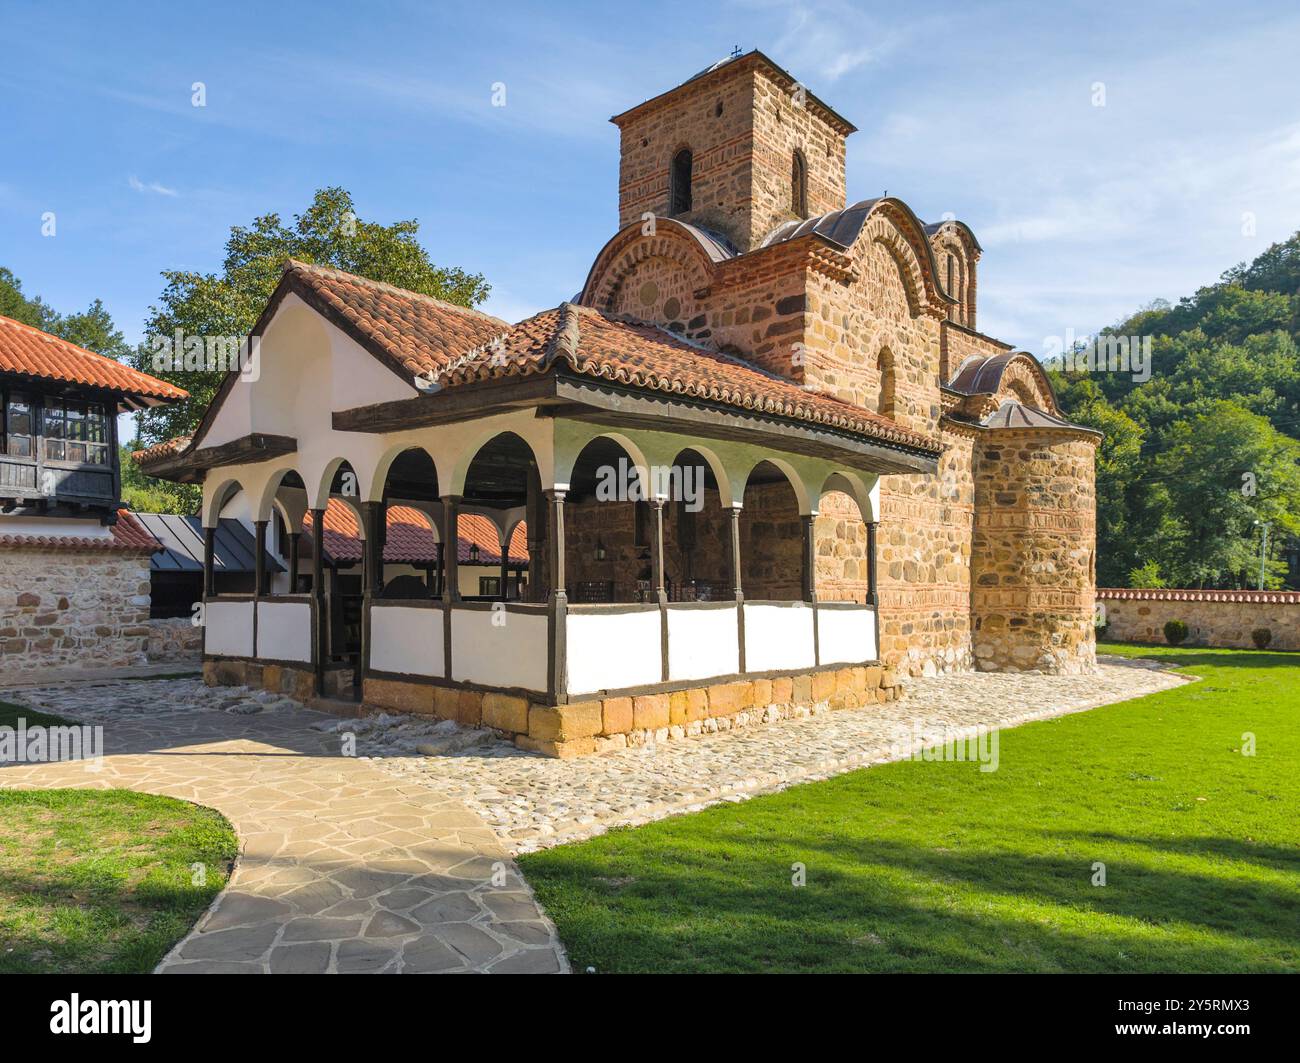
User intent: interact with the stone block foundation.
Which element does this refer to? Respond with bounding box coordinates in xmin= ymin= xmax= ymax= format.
xmin=360 ymin=666 xmax=903 ymax=759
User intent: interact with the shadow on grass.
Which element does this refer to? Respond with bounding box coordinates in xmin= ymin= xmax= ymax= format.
xmin=527 ymin=827 xmax=1300 ymax=973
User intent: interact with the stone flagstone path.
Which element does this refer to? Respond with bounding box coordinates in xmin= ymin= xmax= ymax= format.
xmin=0 ymin=682 xmax=566 ymax=974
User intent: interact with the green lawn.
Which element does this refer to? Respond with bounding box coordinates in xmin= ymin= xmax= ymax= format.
xmin=519 ymin=645 xmax=1300 ymax=973
xmin=0 ymin=700 xmax=238 ymax=973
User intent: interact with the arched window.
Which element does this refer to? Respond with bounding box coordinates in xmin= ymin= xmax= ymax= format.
xmin=877 ymin=349 xmax=896 ymax=419
xmin=791 ymin=149 xmax=808 ymax=218
xmin=670 ymin=148 xmax=692 ymax=215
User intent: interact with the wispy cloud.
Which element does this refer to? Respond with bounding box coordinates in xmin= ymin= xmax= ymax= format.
xmin=128 ymin=175 xmax=178 ymax=197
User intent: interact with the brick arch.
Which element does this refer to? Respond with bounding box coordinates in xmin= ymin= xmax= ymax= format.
xmin=579 ymin=221 xmax=719 ymax=314
xmin=931 ymin=231 xmax=976 ymax=326
xmin=856 ymin=209 xmax=944 ymax=320
xmin=996 ymin=354 xmax=1059 ymax=414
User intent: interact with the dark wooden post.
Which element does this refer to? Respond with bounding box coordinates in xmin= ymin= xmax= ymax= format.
xmin=288 ymin=531 xmax=301 ymax=593
xmin=434 ymin=542 xmax=445 ymax=598
xmin=544 ymin=489 xmax=567 ymax=701
xmin=649 ymin=498 xmax=667 ymax=605
xmin=728 ymin=506 xmax=743 ymax=602
xmin=866 ymin=521 xmax=879 ymax=607
xmin=440 ymin=496 xmax=461 ymax=603
xmin=800 ymin=514 xmax=817 ymax=603
xmin=203 ymin=525 xmax=216 ymax=598
xmin=729 ymin=504 xmax=745 ymax=673
xmin=360 ymin=500 xmax=384 ymax=686
xmin=309 ymin=508 xmax=326 ymax=693
xmin=253 ymin=520 xmax=268 ymax=597
xmin=499 ymin=529 xmax=511 ymax=601
xmin=526 ymin=465 xmax=544 ymax=603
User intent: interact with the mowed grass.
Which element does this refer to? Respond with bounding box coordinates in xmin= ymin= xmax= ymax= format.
xmin=0 ymin=700 xmax=238 ymax=973
xmin=519 ymin=645 xmax=1300 ymax=973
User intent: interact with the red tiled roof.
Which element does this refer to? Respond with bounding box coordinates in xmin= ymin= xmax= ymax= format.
xmin=133 ymin=435 xmax=192 ymax=466
xmin=0 ymin=509 xmax=161 ymax=554
xmin=284 ymin=260 xmax=510 ymax=380
xmin=301 ymin=499 xmax=527 ymax=565
xmin=434 ymin=303 xmax=942 ymax=454
xmin=0 ymin=314 xmax=188 ymax=403
xmin=1097 ymin=587 xmax=1300 ymax=603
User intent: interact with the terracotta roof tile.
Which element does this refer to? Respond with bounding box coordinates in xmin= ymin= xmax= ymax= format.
xmin=0 ymin=509 xmax=160 ymax=554
xmin=284 ymin=260 xmax=510 ymax=381
xmin=0 ymin=314 xmax=188 ymax=403
xmin=133 ymin=435 xmax=192 ymax=466
xmin=1097 ymin=587 xmax=1300 ymax=604
xmin=302 ymin=499 xmax=527 ymax=565
xmin=435 ymin=303 xmax=942 ymax=453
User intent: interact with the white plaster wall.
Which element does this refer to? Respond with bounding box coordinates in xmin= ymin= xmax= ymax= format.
xmin=743 ymin=604 xmax=815 ymax=672
xmin=667 ymin=605 xmax=739 ymax=681
xmin=255 ymin=600 xmax=313 ymax=662
xmin=0 ymin=516 xmax=113 ymax=539
xmin=567 ymin=608 xmax=662 ymax=695
xmin=451 ymin=608 xmax=547 ymax=692
xmin=370 ymin=606 xmax=444 ymax=677
xmin=205 ymin=600 xmax=255 ymax=657
xmin=817 ymin=605 xmax=878 ymax=665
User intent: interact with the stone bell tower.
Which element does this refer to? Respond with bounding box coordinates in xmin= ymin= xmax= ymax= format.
xmin=610 ymin=50 xmax=855 ymax=251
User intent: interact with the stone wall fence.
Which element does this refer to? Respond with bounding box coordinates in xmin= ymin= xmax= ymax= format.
xmin=147 ymin=616 xmax=204 ymax=663
xmin=1097 ymin=588 xmax=1300 ymax=651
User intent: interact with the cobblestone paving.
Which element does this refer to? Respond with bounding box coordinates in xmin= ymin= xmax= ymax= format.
xmin=0 ymin=680 xmax=566 ymax=974
xmin=349 ymin=659 xmax=1188 ymax=852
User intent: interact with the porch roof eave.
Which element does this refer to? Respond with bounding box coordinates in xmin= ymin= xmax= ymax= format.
xmin=137 ymin=432 xmax=298 ymax=484
xmin=329 ymin=370 xmax=940 ymax=477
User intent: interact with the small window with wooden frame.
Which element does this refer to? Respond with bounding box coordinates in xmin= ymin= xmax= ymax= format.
xmin=2 ymin=389 xmax=34 ymax=457
xmin=43 ymin=397 xmax=109 ymax=465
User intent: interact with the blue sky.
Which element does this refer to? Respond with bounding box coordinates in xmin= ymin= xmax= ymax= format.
xmin=2 ymin=0 xmax=1298 ymax=362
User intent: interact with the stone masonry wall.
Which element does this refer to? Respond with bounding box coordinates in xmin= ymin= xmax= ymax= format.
xmin=616 ymin=64 xmax=847 ymax=252
xmin=972 ymin=429 xmax=1098 ymax=673
xmin=0 ymin=546 xmax=151 ymax=680
xmin=147 ymin=617 xmax=204 ymax=663
xmin=1097 ymin=590 xmax=1300 ymax=651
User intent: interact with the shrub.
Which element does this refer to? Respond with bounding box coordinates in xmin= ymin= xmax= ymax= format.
xmin=1163 ymin=619 xmax=1189 ymax=645
xmin=1252 ymin=627 xmax=1273 ymax=649
xmin=1128 ymin=560 xmax=1167 ymax=589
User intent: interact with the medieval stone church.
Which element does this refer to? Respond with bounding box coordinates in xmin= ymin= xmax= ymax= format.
xmin=136 ymin=49 xmax=1099 ymax=758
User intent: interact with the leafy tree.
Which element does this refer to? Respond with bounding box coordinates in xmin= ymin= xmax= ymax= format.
xmin=0 ymin=268 xmax=129 ymax=360
xmin=1057 ymin=230 xmax=1300 ymax=588
xmin=119 ymin=444 xmax=197 ymax=514
xmin=126 ymin=186 xmax=490 ymax=446
xmin=1128 ymin=560 xmax=1166 ymax=588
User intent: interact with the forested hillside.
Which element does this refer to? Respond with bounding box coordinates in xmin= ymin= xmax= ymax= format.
xmin=1048 ymin=233 xmax=1300 ymax=589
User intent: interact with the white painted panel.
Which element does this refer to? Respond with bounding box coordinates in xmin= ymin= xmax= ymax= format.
xmin=667 ymin=605 xmax=739 ymax=682
xmin=451 ymin=608 xmax=548 ymax=692
xmin=817 ymin=606 xmax=878 ymax=666
xmin=743 ymin=604 xmax=815 ymax=673
xmin=370 ymin=606 xmax=444 ymax=677
xmin=256 ymin=600 xmax=313 ymax=663
xmin=205 ymin=600 xmax=255 ymax=657
xmin=567 ymin=609 xmax=662 ymax=695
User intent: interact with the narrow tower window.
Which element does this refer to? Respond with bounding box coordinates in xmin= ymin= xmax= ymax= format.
xmin=877 ymin=348 xmax=896 ymax=419
xmin=670 ymin=148 xmax=693 ymax=215
xmin=791 ymin=149 xmax=808 ymax=218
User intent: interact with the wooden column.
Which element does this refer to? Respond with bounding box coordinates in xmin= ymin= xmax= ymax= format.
xmin=800 ymin=514 xmax=818 ymax=603
xmin=499 ymin=533 xmax=511 ymax=601
xmin=866 ymin=521 xmax=879 ymax=607
xmin=309 ymin=508 xmax=326 ymax=694
xmin=287 ymin=531 xmax=301 ymax=593
xmin=253 ymin=520 xmax=268 ymax=597
xmin=203 ymin=525 xmax=216 ymax=598
xmin=526 ymin=465 xmax=544 ymax=603
xmin=729 ymin=505 xmax=745 ymax=673
xmin=434 ymin=542 xmax=445 ymax=598
xmin=544 ymin=489 xmax=568 ymax=701
xmin=649 ymin=498 xmax=667 ymax=605
xmin=360 ymin=500 xmax=384 ymax=686
xmin=440 ymin=496 xmax=461 ymax=603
